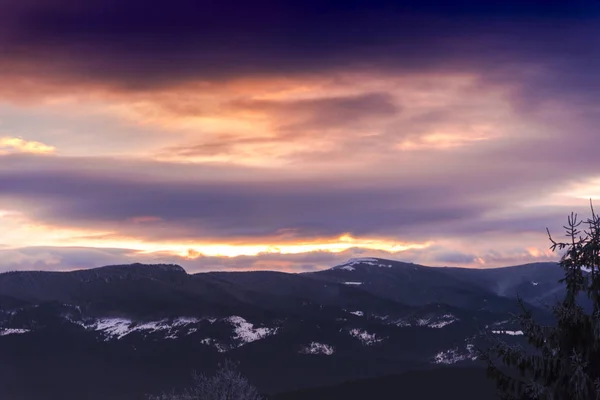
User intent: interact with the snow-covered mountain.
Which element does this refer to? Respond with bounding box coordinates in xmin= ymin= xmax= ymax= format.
xmin=0 ymin=259 xmax=560 ymax=399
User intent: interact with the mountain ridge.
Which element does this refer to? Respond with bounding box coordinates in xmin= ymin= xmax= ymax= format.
xmin=0 ymin=257 xmax=561 ymax=276
xmin=0 ymin=257 xmax=564 ymax=399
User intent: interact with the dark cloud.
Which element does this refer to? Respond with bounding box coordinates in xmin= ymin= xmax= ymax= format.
xmin=0 ymin=156 xmax=488 ymax=241
xmin=0 ymin=0 xmax=598 ymax=99
xmin=0 ymin=152 xmax=593 ymax=245
xmin=0 ymin=153 xmax=284 ymax=182
xmin=433 ymin=251 xmax=478 ymax=265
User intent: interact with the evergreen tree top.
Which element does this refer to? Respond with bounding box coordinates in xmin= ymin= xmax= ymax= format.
xmin=483 ymin=201 xmax=600 ymax=400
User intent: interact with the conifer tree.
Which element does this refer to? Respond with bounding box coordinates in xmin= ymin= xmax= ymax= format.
xmin=482 ymin=202 xmax=600 ymax=399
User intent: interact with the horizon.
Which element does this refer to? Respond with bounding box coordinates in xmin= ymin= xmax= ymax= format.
xmin=1 ymin=0 xmax=599 ymax=273
xmin=0 ymin=256 xmax=561 ymax=275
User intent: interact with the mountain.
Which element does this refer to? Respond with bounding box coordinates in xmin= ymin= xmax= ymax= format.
xmin=308 ymin=258 xmax=564 ymax=311
xmin=0 ymin=258 xmax=562 ymax=399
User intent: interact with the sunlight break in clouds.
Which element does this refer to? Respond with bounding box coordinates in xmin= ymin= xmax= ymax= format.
xmin=0 ymin=137 xmax=55 ymax=154
xmin=0 ymin=209 xmax=431 ymax=259
xmin=558 ymin=177 xmax=600 ymax=201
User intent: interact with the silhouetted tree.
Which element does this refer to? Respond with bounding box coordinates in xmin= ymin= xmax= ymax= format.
xmin=148 ymin=360 xmax=263 ymax=400
xmin=482 ymin=201 xmax=600 ymax=399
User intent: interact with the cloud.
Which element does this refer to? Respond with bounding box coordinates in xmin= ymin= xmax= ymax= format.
xmin=146 ymin=72 xmax=532 ymax=168
xmin=0 ymin=137 xmax=55 ymax=154
xmin=0 ymin=1 xmax=598 ymax=169
xmin=432 ymin=251 xmax=479 ymax=265
xmin=0 ymin=246 xmax=141 ymax=272
xmin=0 ymin=0 xmax=597 ymax=101
xmin=0 ymin=156 xmax=486 ymax=242
xmin=0 ymin=152 xmax=592 ymax=249
xmin=155 ymin=91 xmax=401 ymax=163
xmin=0 ymin=1 xmax=597 ymax=272
xmin=228 ymin=92 xmax=399 ymax=130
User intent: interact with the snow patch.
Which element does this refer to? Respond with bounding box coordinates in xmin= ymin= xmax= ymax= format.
xmin=348 ymin=257 xmax=379 ymax=264
xmin=131 ymin=321 xmax=174 ymax=333
xmin=388 ymin=314 xmax=457 ymax=328
xmin=87 ymin=317 xmax=205 ymax=341
xmin=348 ymin=328 xmax=384 ymax=345
xmin=200 ymin=338 xmax=228 ymax=353
xmin=428 ymin=314 xmax=458 ymax=328
xmin=172 ymin=317 xmax=201 ymax=326
xmin=389 ymin=318 xmax=412 ymax=327
xmin=532 ymin=281 xmax=539 ymax=286
xmin=433 ymin=343 xmax=478 ymax=365
xmin=492 ymin=330 xmax=524 ymax=336
xmin=348 ymin=310 xmax=364 ymax=317
xmin=299 ymin=342 xmax=334 ymax=355
xmin=165 ymin=332 xmax=179 ymax=340
xmin=93 ymin=318 xmax=133 ymax=340
xmin=343 ymin=281 xmax=363 ymax=285
xmin=434 ymin=349 xmax=467 ymax=365
xmin=64 ymin=316 xmax=86 ymax=327
xmin=83 ymin=315 xmax=273 ymax=344
xmin=332 ymin=258 xmax=391 ymax=271
xmin=96 ymin=319 xmax=176 ymax=340
xmin=0 ymin=328 xmax=30 ymax=336
xmin=226 ymin=316 xmax=277 ymax=345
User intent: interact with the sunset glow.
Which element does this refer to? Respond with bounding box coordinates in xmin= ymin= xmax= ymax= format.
xmin=0 ymin=137 xmax=56 ymax=155
xmin=1 ymin=1 xmax=598 ymax=273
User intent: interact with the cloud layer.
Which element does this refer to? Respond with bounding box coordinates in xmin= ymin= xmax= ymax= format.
xmin=1 ymin=1 xmax=599 ymax=271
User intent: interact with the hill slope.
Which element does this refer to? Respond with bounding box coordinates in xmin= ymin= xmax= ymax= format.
xmin=272 ymin=367 xmax=496 ymax=400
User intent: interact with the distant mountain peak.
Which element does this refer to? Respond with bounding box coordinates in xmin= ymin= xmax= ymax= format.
xmin=45 ymin=263 xmax=186 ymax=283
xmin=331 ymin=258 xmax=395 ymax=271
xmin=89 ymin=263 xmax=187 ymax=275
xmin=70 ymin=263 xmax=189 ymax=283
xmin=0 ymin=263 xmax=187 ymax=278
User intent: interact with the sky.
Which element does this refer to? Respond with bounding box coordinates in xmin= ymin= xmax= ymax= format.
xmin=1 ymin=0 xmax=600 ymax=273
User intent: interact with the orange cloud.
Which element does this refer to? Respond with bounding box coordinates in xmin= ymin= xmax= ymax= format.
xmin=117 ymin=72 xmax=522 ymax=169
xmin=0 ymin=68 xmax=535 ymax=173
xmin=0 ymin=207 xmax=431 ymax=258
